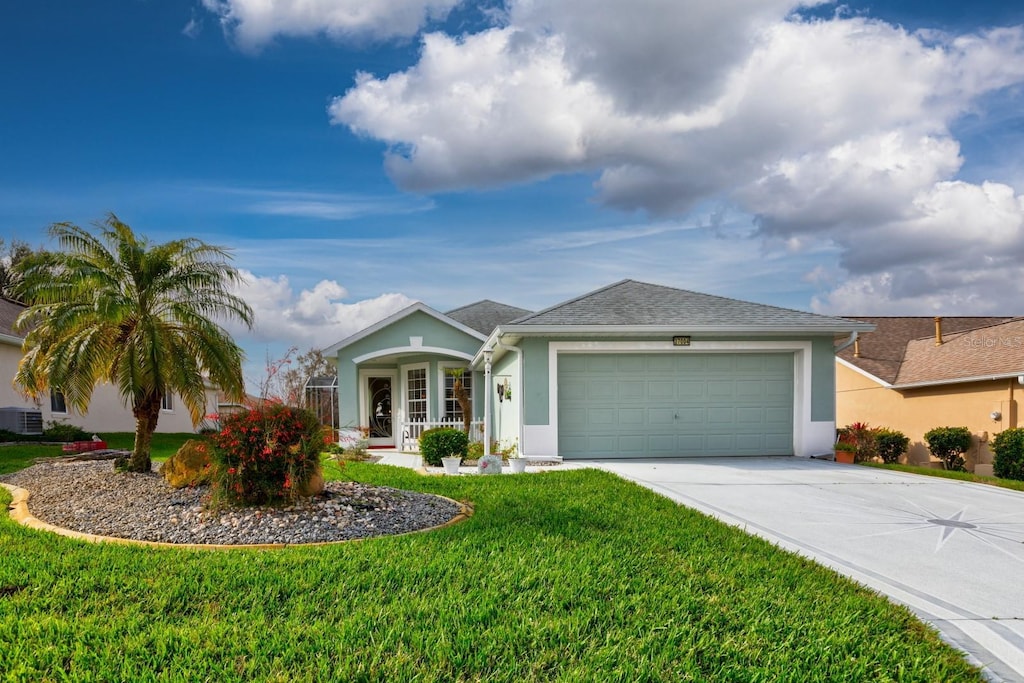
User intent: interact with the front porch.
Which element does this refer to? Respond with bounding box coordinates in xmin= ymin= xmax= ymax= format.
xmin=400 ymin=419 xmax=484 ymax=451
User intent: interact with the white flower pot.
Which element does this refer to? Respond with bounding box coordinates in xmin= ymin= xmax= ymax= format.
xmin=441 ymin=457 xmax=462 ymax=475
xmin=509 ymin=458 xmax=527 ymax=474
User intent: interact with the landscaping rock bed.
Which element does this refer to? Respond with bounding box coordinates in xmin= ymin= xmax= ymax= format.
xmin=1 ymin=460 xmax=462 ymax=546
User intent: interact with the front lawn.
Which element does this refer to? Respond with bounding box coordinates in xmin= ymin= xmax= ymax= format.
xmin=0 ymin=433 xmax=199 ymax=475
xmin=99 ymin=432 xmax=201 ymax=461
xmin=0 ymin=460 xmax=981 ymax=681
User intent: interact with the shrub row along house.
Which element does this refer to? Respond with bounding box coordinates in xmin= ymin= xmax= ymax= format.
xmin=836 ymin=316 xmax=1024 ymax=473
xmin=0 ymin=297 xmax=219 ymax=435
xmin=324 ymin=280 xmax=873 ymax=461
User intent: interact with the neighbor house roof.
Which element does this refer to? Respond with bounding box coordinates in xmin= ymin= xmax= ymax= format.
xmin=446 ymin=300 xmax=532 ymax=335
xmin=504 ymin=279 xmax=872 ymax=333
xmin=0 ymin=298 xmax=25 ymax=345
xmin=837 ymin=316 xmax=1013 ymax=385
xmin=893 ymin=318 xmax=1024 ymax=387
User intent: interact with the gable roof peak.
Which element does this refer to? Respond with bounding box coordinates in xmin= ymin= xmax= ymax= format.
xmin=446 ymin=299 xmax=533 ymax=335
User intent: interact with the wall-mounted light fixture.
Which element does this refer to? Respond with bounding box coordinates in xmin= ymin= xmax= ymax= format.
xmin=990 ymin=411 xmax=1002 ymax=421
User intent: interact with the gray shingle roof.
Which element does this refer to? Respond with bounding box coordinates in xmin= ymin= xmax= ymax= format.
xmin=0 ymin=298 xmax=25 ymax=339
xmin=446 ymin=300 xmax=533 ymax=335
xmin=508 ymin=280 xmax=869 ymax=331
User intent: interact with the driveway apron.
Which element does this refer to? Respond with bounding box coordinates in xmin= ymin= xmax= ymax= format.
xmin=580 ymin=457 xmax=1024 ymax=682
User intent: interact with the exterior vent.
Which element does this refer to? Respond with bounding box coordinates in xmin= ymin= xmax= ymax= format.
xmin=0 ymin=407 xmax=44 ymax=435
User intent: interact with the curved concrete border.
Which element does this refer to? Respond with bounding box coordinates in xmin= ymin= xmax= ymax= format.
xmin=1 ymin=482 xmax=473 ymax=551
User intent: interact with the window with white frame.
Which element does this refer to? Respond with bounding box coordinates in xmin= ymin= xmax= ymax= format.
xmin=443 ymin=367 xmax=472 ymax=422
xmin=406 ymin=367 xmax=427 ymax=422
xmin=161 ymin=393 xmax=173 ymax=411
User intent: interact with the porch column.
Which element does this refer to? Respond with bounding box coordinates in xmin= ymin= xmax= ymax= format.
xmin=483 ymin=349 xmax=492 ymax=456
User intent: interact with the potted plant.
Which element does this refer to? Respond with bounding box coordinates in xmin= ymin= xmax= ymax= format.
xmin=420 ymin=427 xmax=468 ymax=475
xmin=508 ymin=445 xmax=526 ymax=474
xmin=834 ymin=441 xmax=856 ymax=464
xmin=494 ymin=438 xmax=525 ymax=473
xmin=441 ymin=455 xmax=463 ymax=475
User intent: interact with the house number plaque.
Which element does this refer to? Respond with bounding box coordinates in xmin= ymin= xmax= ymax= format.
xmin=672 ymin=336 xmax=691 ymax=346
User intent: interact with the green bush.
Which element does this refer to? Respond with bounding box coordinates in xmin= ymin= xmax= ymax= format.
xmin=991 ymin=428 xmax=1024 ymax=481
xmin=419 ymin=427 xmax=468 ymax=467
xmin=210 ymin=403 xmax=329 ymax=506
xmin=874 ymin=428 xmax=909 ymax=465
xmin=42 ymin=421 xmax=90 ymax=442
xmin=0 ymin=423 xmax=91 ymax=443
xmin=924 ymin=426 xmax=972 ymax=472
xmin=841 ymin=422 xmax=877 ymax=463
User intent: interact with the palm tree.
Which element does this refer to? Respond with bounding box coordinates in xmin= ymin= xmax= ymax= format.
xmin=14 ymin=214 xmax=254 ymax=472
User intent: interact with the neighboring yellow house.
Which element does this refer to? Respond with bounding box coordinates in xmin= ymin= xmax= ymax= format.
xmin=836 ymin=316 xmax=1024 ymax=473
xmin=0 ymin=298 xmax=218 ymax=435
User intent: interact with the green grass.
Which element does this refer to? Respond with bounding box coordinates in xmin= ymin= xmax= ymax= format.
xmin=0 ymin=457 xmax=983 ymax=682
xmin=98 ymin=432 xmax=201 ymax=461
xmin=0 ymin=445 xmax=63 ymax=475
xmin=864 ymin=462 xmax=1024 ymax=492
xmin=0 ymin=433 xmax=199 ymax=475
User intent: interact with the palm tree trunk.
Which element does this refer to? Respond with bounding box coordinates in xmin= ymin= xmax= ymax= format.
xmin=128 ymin=393 xmax=162 ymax=472
xmin=453 ymin=377 xmax=472 ymax=434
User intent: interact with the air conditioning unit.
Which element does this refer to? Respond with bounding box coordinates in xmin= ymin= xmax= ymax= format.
xmin=0 ymin=407 xmax=44 ymax=435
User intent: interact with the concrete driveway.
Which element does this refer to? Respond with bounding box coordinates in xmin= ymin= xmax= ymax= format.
xmin=579 ymin=457 xmax=1024 ymax=682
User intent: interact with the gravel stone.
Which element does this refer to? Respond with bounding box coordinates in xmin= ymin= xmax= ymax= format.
xmin=1 ymin=460 xmax=462 ymax=545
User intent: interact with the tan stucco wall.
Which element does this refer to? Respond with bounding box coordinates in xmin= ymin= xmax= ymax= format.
xmin=1 ymin=339 xmax=213 ymax=434
xmin=836 ymin=362 xmax=1017 ymax=470
xmin=0 ymin=343 xmax=28 ymax=408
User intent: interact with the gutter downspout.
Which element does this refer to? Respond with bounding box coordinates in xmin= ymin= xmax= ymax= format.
xmin=834 ymin=331 xmax=858 ymax=354
xmin=495 ymin=340 xmax=525 ymax=459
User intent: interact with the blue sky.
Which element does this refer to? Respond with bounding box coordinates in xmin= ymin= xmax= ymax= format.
xmin=2 ymin=0 xmax=1023 ymax=385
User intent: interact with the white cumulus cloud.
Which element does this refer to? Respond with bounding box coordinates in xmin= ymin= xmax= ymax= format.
xmin=201 ymin=0 xmax=462 ymax=48
xmin=227 ymin=269 xmax=416 ymax=348
xmin=328 ymin=1 xmax=1024 ymax=312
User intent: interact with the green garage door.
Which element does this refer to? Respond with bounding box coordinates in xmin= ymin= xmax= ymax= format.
xmin=558 ymin=353 xmax=794 ymax=459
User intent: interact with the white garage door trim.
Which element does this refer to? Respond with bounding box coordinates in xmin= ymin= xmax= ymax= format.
xmin=523 ymin=340 xmax=828 ymax=458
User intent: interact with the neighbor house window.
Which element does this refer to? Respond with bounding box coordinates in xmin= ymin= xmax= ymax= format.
xmin=50 ymin=389 xmax=66 ymax=414
xmin=443 ymin=368 xmax=472 ymax=422
xmin=161 ymin=394 xmax=173 ymax=411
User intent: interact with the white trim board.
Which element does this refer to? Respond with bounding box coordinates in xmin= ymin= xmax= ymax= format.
xmin=836 ymin=356 xmax=892 ymax=388
xmin=352 ymin=346 xmax=475 ymax=364
xmin=323 ymin=302 xmax=486 ymax=356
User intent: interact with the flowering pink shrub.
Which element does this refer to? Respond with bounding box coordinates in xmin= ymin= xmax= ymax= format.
xmin=210 ymin=403 xmax=329 ymax=506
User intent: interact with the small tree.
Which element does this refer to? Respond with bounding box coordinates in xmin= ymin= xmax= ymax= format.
xmin=874 ymin=428 xmax=909 ymax=465
xmin=14 ymin=215 xmax=253 ymax=472
xmin=991 ymin=428 xmax=1024 ymax=481
xmin=444 ymin=367 xmax=473 ymax=434
xmin=924 ymin=426 xmax=972 ymax=472
xmin=0 ymin=238 xmax=36 ymax=301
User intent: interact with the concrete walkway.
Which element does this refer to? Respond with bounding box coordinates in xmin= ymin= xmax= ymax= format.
xmin=577 ymin=457 xmax=1024 ymax=683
